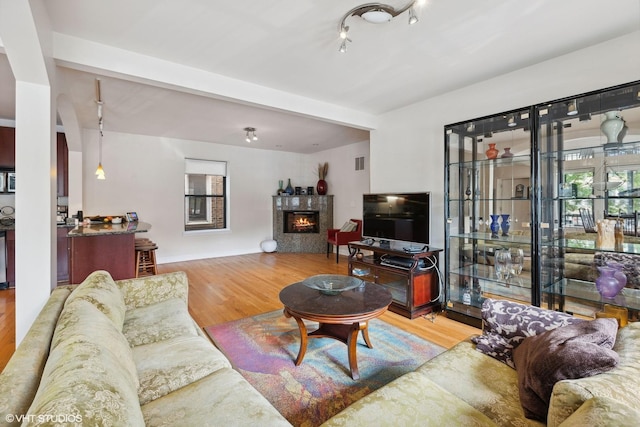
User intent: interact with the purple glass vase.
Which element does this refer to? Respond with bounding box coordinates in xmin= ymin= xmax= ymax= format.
xmin=606 ymin=261 xmax=627 ymax=288
xmin=596 ymin=266 xmax=625 ymax=299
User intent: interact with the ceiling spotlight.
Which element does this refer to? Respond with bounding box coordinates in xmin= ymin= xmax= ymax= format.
xmin=244 ymin=127 xmax=258 ymax=143
xmin=337 ymin=1 xmax=424 ymax=51
xmin=408 ymin=7 xmax=418 ymax=24
xmin=339 ymin=39 xmax=348 ymax=53
xmin=466 ymin=122 xmax=475 ymax=132
xmin=507 ymin=114 xmax=517 ymax=127
xmin=567 ymin=99 xmax=578 ymax=116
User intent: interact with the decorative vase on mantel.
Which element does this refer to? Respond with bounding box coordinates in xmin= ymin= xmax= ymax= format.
xmin=317 ymin=162 xmax=329 ymax=196
xmin=600 ymin=111 xmax=625 ymax=145
xmin=486 ymin=143 xmax=499 ymax=160
xmin=284 ymin=178 xmax=294 ymax=195
xmin=316 ymin=180 xmax=327 ymax=196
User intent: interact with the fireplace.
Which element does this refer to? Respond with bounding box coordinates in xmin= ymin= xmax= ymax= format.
xmin=284 ymin=211 xmax=320 ymax=233
xmin=273 ymin=195 xmax=333 ymax=253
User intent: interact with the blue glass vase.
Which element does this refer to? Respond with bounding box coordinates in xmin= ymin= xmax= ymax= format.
xmin=285 ymin=178 xmax=294 ymax=195
xmin=489 ymin=215 xmax=500 ymax=238
xmin=500 ymin=214 xmax=510 ymax=237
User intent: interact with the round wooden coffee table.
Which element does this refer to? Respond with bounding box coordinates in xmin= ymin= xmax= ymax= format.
xmin=279 ymin=279 xmax=392 ymax=380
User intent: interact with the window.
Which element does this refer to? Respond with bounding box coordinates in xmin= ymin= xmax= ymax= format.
xmin=184 ymin=159 xmax=227 ymax=231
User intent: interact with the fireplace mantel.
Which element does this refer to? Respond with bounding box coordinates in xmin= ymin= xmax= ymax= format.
xmin=272 ymin=195 xmax=333 ymax=253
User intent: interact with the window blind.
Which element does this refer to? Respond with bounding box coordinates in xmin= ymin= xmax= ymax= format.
xmin=185 ymin=159 xmax=227 ymax=176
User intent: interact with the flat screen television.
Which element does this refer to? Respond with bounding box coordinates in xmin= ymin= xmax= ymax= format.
xmin=362 ymin=192 xmax=431 ymax=245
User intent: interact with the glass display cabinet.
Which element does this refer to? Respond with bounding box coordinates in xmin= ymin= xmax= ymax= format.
xmin=445 ymin=108 xmax=537 ymax=327
xmin=538 ymin=81 xmax=640 ymax=323
xmin=445 ymin=80 xmax=640 ymax=328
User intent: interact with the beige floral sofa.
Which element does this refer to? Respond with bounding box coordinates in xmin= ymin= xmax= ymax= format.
xmin=0 ymin=271 xmax=291 ymax=427
xmin=321 ymin=300 xmax=640 ymax=427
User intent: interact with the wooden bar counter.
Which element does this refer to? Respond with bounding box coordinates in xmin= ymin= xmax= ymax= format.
xmin=67 ymin=221 xmax=151 ymax=284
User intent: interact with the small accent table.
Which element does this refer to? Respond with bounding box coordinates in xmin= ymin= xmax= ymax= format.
xmin=279 ymin=280 xmax=392 ymax=380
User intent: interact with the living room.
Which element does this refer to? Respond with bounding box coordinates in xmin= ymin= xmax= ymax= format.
xmin=1 ymin=1 xmax=640 ymax=425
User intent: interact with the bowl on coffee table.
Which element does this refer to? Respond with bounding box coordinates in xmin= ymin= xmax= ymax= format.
xmin=302 ymin=274 xmax=363 ymax=296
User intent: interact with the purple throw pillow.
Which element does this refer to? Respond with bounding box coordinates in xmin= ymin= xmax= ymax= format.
xmin=512 ymin=318 xmax=619 ymax=421
xmin=471 ymin=299 xmax=582 ymax=368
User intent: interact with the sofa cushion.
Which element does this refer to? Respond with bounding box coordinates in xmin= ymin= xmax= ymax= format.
xmin=472 ymin=298 xmax=582 ymax=368
xmin=24 ymin=317 xmax=144 ymax=426
xmin=51 ymin=298 xmax=139 ymax=388
xmin=321 ymin=369 xmax=497 ymax=427
xmin=65 ymin=270 xmax=126 ymax=330
xmin=415 ymin=339 xmax=542 ymax=426
xmin=557 ymin=396 xmax=640 ymax=427
xmin=133 ymin=335 xmax=231 ymax=405
xmin=547 ymin=321 xmax=640 ymax=427
xmin=116 ymin=271 xmax=189 ymax=310
xmin=0 ymin=286 xmax=73 ymax=425
xmin=123 ymin=297 xmax=199 ymax=346
xmin=141 ymin=368 xmax=292 ymax=427
xmin=513 ymin=318 xmax=619 ymax=422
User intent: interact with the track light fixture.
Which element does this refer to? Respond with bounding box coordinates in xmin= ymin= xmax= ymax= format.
xmin=95 ymin=78 xmax=106 ymax=180
xmin=337 ymin=0 xmax=425 ymax=52
xmin=244 ymin=127 xmax=258 ymax=143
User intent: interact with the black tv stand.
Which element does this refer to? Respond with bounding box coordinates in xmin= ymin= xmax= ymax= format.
xmin=348 ymin=241 xmax=443 ymax=319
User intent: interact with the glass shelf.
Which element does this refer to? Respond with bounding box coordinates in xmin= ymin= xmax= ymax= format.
xmin=451 ymin=263 xmax=532 ymax=290
xmin=449 ymin=232 xmax=531 ymax=245
xmin=540 ymin=140 xmax=640 ymax=159
xmin=543 ymin=278 xmax=640 ymax=312
xmin=543 ymin=239 xmax=640 ymax=255
xmin=449 ymin=155 xmax=531 ymax=168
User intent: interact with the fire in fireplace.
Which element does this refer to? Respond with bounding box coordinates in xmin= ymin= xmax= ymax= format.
xmin=284 ymin=210 xmax=320 ymax=233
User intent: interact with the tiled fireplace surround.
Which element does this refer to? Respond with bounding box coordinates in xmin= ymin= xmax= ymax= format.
xmin=272 ymin=195 xmax=333 ymax=253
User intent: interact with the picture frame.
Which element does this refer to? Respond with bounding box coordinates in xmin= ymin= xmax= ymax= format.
xmin=126 ymin=212 xmax=138 ymax=222
xmin=0 ymin=173 xmax=5 ymax=193
xmin=7 ymin=172 xmax=15 ymax=193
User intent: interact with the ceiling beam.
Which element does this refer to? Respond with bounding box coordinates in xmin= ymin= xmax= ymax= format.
xmin=52 ymin=33 xmax=378 ymax=131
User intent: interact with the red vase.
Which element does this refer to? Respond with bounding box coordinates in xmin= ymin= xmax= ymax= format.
xmin=486 ymin=143 xmax=499 ymax=160
xmin=316 ymin=179 xmax=327 ymax=195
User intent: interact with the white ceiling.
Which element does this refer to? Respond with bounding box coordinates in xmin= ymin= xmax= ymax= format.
xmin=1 ymin=0 xmax=639 ymax=153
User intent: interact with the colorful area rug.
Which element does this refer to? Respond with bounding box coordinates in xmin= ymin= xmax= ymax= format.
xmin=204 ymin=310 xmax=445 ymax=427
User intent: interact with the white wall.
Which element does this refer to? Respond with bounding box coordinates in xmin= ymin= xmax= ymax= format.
xmin=372 ymin=31 xmax=640 ymax=249
xmin=81 ymin=129 xmax=369 ymax=263
xmin=82 ymin=130 xmax=312 ymax=263
xmin=310 ymin=140 xmax=370 ymax=256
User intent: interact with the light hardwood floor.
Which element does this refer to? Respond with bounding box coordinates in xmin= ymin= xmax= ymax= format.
xmin=0 ymin=252 xmax=480 ymax=371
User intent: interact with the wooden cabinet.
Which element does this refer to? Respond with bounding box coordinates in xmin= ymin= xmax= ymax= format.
xmin=68 ymin=234 xmax=136 ymax=284
xmin=57 ymin=133 xmax=68 ymax=197
xmin=57 ymin=227 xmax=70 ymax=282
xmin=5 ymin=230 xmax=14 ymax=287
xmin=348 ymin=241 xmax=443 ymax=319
xmin=0 ymin=127 xmax=15 ymax=169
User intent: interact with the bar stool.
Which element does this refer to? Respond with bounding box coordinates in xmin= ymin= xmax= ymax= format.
xmin=135 ymin=239 xmax=158 ymax=277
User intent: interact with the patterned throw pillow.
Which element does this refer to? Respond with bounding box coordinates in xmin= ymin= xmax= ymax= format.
xmin=471 ymin=298 xmax=582 ymax=368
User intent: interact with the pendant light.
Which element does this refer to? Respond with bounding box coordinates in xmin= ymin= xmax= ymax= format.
xmin=95 ymin=78 xmax=106 ymax=180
